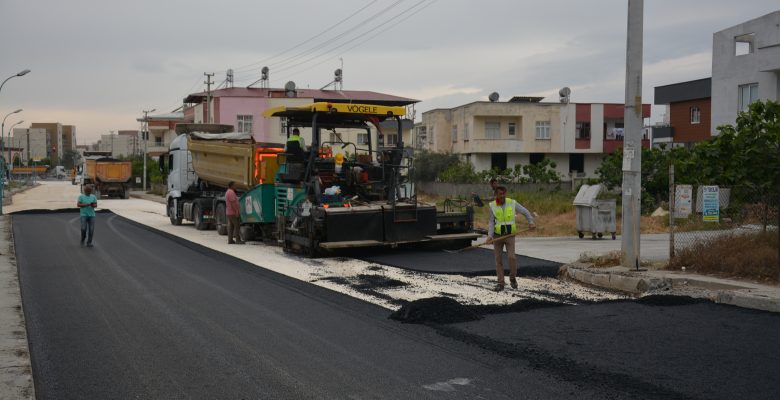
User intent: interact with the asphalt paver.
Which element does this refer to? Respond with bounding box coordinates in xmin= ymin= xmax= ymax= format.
xmin=13 ymin=211 xmax=594 ymax=399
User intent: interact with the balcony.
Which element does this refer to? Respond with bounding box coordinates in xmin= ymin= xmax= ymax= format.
xmin=653 ymin=126 xmax=674 ymax=139
xmin=455 ymin=138 xmax=523 ymax=153
xmin=603 ymin=138 xmax=651 ymax=154
xmin=575 ymin=138 xmax=591 ymax=149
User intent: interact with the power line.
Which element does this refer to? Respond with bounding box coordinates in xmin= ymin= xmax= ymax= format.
xmin=234 ymin=0 xmax=406 ymax=78
xmin=232 ymin=0 xmax=382 ymax=73
xmin=273 ymin=0 xmax=435 ymax=84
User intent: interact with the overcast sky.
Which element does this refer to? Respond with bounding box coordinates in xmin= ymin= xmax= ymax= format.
xmin=1 ymin=0 xmax=778 ymax=143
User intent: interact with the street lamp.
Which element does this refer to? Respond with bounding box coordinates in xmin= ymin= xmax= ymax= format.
xmin=0 ymin=69 xmax=31 ymax=216
xmin=0 ymin=109 xmax=22 ymax=216
xmin=142 ymin=108 xmax=155 ymax=192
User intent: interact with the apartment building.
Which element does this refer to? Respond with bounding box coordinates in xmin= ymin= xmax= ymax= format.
xmin=418 ymin=97 xmax=650 ymax=179
xmin=62 ymin=125 xmax=76 ymax=153
xmin=11 ymin=127 xmax=49 ymax=162
xmin=98 ymin=134 xmax=135 ymax=158
xmin=30 ymin=122 xmax=63 ymax=162
xmin=712 ymin=11 xmax=780 ymax=130
xmin=181 ymin=87 xmax=417 ymax=149
xmin=653 ymin=78 xmax=712 ymax=147
xmin=117 ymin=130 xmax=140 ymax=156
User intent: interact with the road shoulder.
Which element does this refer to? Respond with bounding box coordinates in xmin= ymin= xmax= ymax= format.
xmin=0 ymin=215 xmax=35 ymax=399
xmin=561 ymin=262 xmax=780 ymax=312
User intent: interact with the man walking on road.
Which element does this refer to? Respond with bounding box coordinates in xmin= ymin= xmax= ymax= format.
xmin=77 ymin=184 xmax=98 ymax=247
xmin=226 ymin=181 xmax=244 ymax=245
xmin=488 ymin=186 xmax=535 ymax=291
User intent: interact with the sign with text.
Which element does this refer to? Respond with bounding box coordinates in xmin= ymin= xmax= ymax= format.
xmin=701 ymin=185 xmax=720 ymax=223
xmin=674 ymin=184 xmax=692 ymax=219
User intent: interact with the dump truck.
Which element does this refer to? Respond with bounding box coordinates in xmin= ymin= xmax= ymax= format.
xmin=161 ymin=104 xmax=477 ymax=256
xmin=82 ymin=157 xmax=132 ymax=198
xmin=161 ymin=123 xmax=283 ymax=233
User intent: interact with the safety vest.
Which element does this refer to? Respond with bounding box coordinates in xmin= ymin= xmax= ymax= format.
xmin=288 ymin=134 xmax=302 ymax=144
xmin=490 ymin=198 xmax=517 ymax=235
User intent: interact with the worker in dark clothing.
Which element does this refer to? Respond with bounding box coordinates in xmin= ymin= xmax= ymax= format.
xmin=472 ymin=178 xmax=499 ymax=207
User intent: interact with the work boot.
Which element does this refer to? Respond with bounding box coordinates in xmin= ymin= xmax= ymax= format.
xmin=494 ymin=283 xmax=505 ymax=292
xmin=510 ymin=278 xmax=518 ymax=289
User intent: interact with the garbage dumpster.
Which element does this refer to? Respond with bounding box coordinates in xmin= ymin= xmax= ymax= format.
xmin=574 ymin=184 xmax=617 ymax=240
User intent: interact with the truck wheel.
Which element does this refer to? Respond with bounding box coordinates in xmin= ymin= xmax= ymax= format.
xmin=122 ymin=189 xmax=129 ymax=199
xmin=240 ymin=226 xmax=255 ymax=242
xmin=215 ymin=203 xmax=227 ymax=235
xmin=168 ymin=202 xmax=182 ymax=226
xmin=193 ymin=203 xmax=208 ymax=230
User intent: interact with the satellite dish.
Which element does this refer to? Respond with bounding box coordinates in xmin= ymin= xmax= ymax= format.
xmin=559 ymin=87 xmax=571 ymax=97
xmin=334 ymin=68 xmax=342 ymax=82
xmin=284 ymin=81 xmax=296 ymax=91
xmin=261 ymin=66 xmax=269 ymax=74
xmin=489 ymin=92 xmax=499 ymax=102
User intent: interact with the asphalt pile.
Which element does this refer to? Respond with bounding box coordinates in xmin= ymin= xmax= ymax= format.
xmin=390 ymin=297 xmax=482 ymax=324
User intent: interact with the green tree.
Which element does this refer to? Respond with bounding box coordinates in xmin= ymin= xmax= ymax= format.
xmin=61 ymin=150 xmax=82 ymax=169
xmin=522 ymin=158 xmax=561 ymax=184
xmin=412 ymin=150 xmax=461 ymax=182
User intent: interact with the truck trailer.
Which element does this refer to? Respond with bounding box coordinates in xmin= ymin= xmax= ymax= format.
xmin=82 ymin=157 xmax=132 ymax=198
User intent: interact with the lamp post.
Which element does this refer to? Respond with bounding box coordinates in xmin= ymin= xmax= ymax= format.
xmin=142 ymin=108 xmax=155 ymax=192
xmin=0 ymin=108 xmax=23 ymax=216
xmin=0 ymin=69 xmax=31 ymax=215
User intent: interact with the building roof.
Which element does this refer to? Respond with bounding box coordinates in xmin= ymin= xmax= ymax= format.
xmin=136 ymin=111 xmax=185 ymax=123
xmin=508 ymin=96 xmax=544 ymax=103
xmin=654 ymin=78 xmax=711 ymax=104
xmin=183 ymin=87 xmax=418 ymax=106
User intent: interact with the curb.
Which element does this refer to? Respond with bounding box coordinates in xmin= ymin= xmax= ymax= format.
xmin=561 ymin=264 xmax=780 ymax=313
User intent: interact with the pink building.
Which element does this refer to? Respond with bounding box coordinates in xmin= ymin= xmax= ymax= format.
xmin=182 ymin=87 xmax=418 ymax=144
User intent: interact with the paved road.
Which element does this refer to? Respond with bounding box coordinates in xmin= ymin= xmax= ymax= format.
xmin=15 ymin=212 xmax=780 ymax=399
xmin=14 ymin=212 xmax=587 ymax=399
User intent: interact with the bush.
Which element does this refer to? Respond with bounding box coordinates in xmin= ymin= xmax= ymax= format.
xmin=668 ymin=232 xmax=779 ymax=282
xmin=412 ymin=150 xmax=460 ymax=182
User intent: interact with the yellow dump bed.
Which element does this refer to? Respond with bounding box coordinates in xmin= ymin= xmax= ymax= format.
xmin=188 ymin=137 xmax=283 ymax=191
xmin=84 ymin=159 xmax=132 ymax=183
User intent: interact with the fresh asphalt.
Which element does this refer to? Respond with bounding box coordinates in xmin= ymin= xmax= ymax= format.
xmin=14 ymin=211 xmax=780 ymax=399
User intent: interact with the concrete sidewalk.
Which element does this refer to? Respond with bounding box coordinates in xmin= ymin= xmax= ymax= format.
xmin=128 ymin=190 xmax=165 ymax=204
xmin=562 ymin=263 xmax=780 ymax=312
xmin=0 ymin=216 xmax=35 ymax=399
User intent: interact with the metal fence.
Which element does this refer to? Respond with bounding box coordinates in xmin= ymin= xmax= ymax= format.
xmin=668 ymin=166 xmax=779 ymax=277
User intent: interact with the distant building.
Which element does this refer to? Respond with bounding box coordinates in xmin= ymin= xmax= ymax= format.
xmin=30 ymin=122 xmax=63 ymax=162
xmin=711 ymin=11 xmax=780 ymax=130
xmin=135 ymin=112 xmax=184 ymax=157
xmin=62 ymin=125 xmax=77 ymax=153
xmin=98 ymin=134 xmax=134 ymax=158
xmin=653 ymin=78 xmax=712 ymax=148
xmin=11 ymin=127 xmax=49 ymax=163
xmin=117 ymin=130 xmax=140 ymax=156
xmin=419 ymin=96 xmax=650 ymax=179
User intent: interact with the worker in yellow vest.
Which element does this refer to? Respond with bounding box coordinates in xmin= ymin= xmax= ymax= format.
xmin=488 ymin=186 xmax=536 ymax=291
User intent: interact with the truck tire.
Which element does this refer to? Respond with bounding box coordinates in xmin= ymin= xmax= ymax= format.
xmin=122 ymin=188 xmax=130 ymax=199
xmin=240 ymin=225 xmax=255 ymax=242
xmin=193 ymin=203 xmax=208 ymax=231
xmin=215 ymin=203 xmax=227 ymax=235
xmin=168 ymin=201 xmax=182 ymax=226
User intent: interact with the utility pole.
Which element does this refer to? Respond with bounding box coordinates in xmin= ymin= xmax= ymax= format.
xmin=204 ymin=72 xmax=214 ymax=124
xmin=621 ymin=0 xmax=644 ymax=270
xmin=142 ymin=108 xmax=156 ymax=192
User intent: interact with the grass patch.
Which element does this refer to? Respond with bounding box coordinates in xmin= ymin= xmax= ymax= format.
xmin=668 ymin=231 xmax=779 ymax=282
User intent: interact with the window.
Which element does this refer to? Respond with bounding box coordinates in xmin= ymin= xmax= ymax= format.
xmin=357 ymin=132 xmax=369 ymax=145
xmin=535 ymin=121 xmax=551 ymax=140
xmin=734 ymin=33 xmax=755 ymax=56
xmin=739 ymin=83 xmax=759 ymax=112
xmin=576 ymin=122 xmax=591 ymax=139
xmin=485 ymin=121 xmax=500 ymax=139
xmin=508 ymin=122 xmax=516 ymax=136
xmin=237 ymin=115 xmax=253 ymax=134
xmin=491 ymin=153 xmax=507 ymax=171
xmin=569 ymin=153 xmax=584 ymax=173
xmin=451 ymin=125 xmax=458 ymax=142
xmin=386 ymin=133 xmax=398 ymax=145
xmin=154 ymin=136 xmax=163 ymax=146
xmin=690 ymin=106 xmax=701 ymax=124
xmin=463 ymin=122 xmax=470 ymax=141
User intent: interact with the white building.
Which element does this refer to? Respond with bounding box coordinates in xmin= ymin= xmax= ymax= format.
xmin=11 ymin=127 xmax=49 ymax=162
xmin=711 ymin=11 xmax=780 ymax=130
xmin=98 ymin=134 xmax=135 ymax=158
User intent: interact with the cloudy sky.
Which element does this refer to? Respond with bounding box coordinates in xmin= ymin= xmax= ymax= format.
xmin=1 ymin=0 xmax=778 ymax=143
